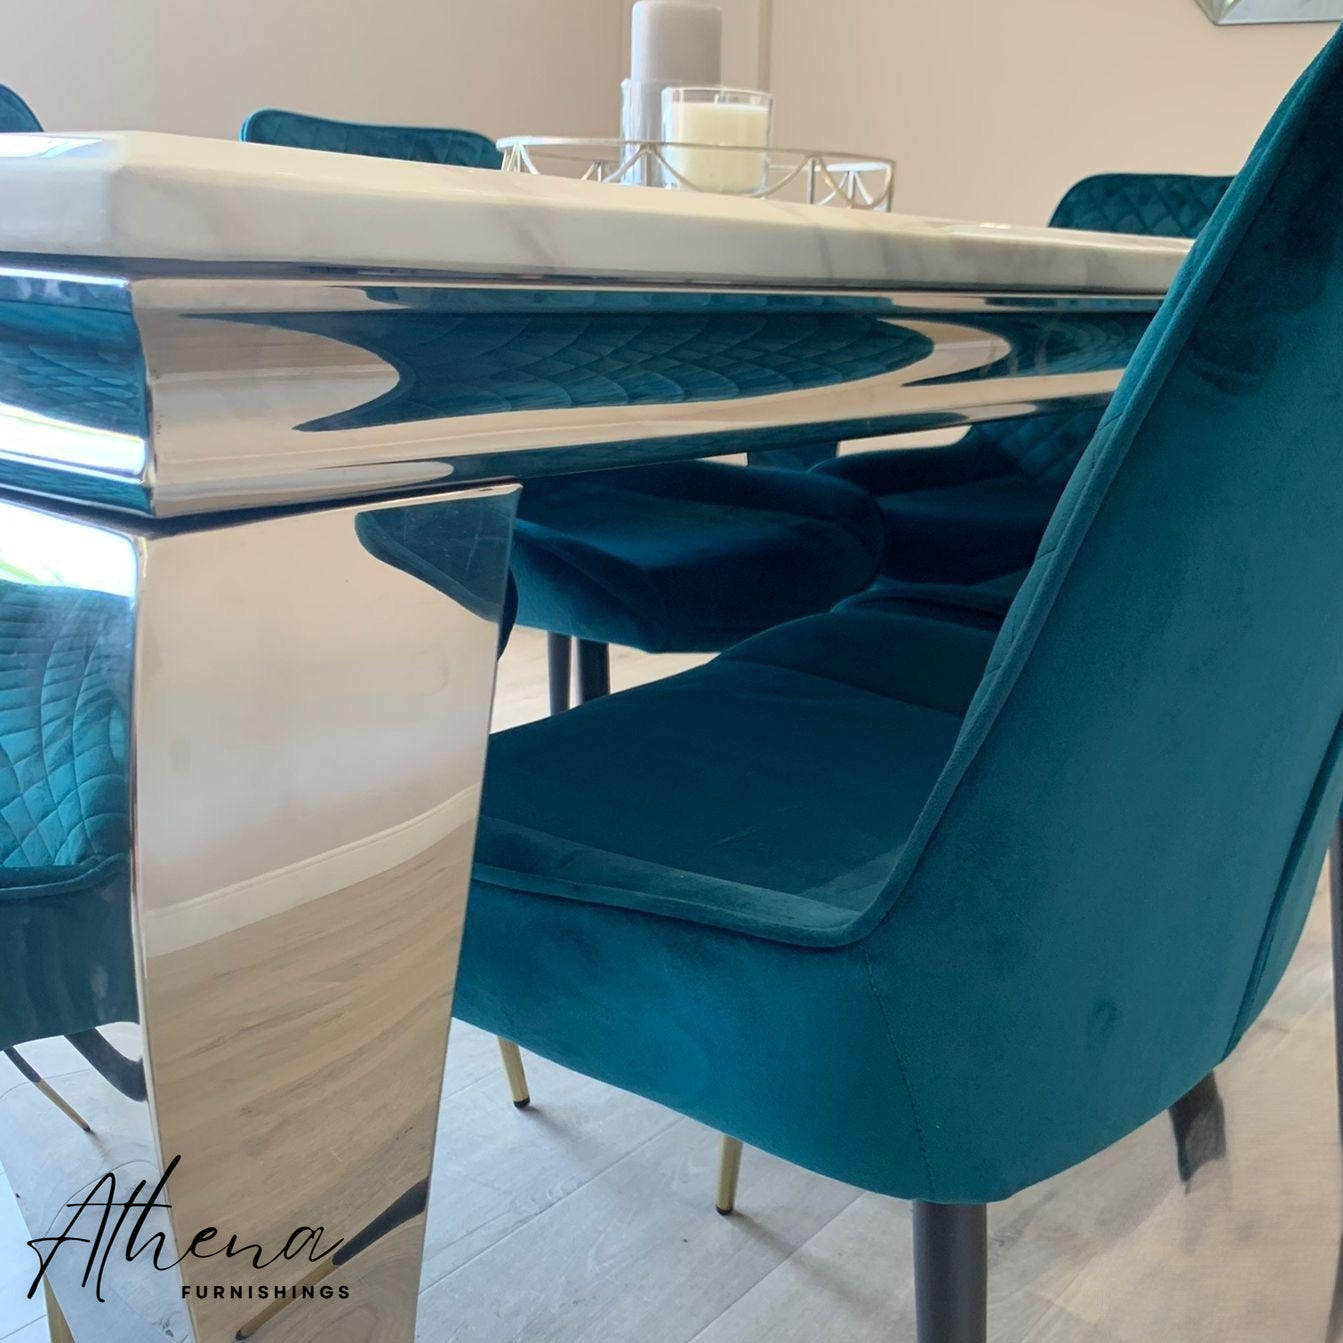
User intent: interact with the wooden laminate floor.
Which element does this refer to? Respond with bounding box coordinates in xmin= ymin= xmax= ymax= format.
xmin=1 ymin=629 xmax=1337 ymax=1342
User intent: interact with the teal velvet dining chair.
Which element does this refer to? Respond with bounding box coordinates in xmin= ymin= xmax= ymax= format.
xmin=0 ymin=83 xmax=40 ymax=133
xmin=455 ymin=30 xmax=1343 ymax=1341
xmin=240 ymin=108 xmax=885 ymax=1193
xmin=814 ymin=170 xmax=1232 ymax=605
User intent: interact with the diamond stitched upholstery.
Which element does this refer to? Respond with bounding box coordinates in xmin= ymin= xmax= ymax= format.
xmin=1050 ymin=172 xmax=1236 ymax=239
xmin=817 ymin=173 xmax=1231 ymax=587
xmin=254 ymin=309 xmax=935 ymax=432
xmin=0 ymin=581 xmax=138 ymax=1044
xmin=974 ymin=173 xmax=1233 ymax=483
xmin=241 ymin=109 xmax=502 ymax=169
xmin=0 ymin=301 xmax=147 ymax=438
xmin=0 ymin=582 xmax=129 ymax=878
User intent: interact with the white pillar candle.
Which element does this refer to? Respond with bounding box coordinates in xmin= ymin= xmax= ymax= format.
xmin=631 ymin=1 xmax=722 ymax=86
xmin=662 ymin=92 xmax=772 ymax=195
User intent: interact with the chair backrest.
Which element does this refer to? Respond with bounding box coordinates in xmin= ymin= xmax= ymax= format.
xmin=866 ymin=30 xmax=1343 ymax=1195
xmin=1050 ymin=172 xmax=1234 ymax=238
xmin=0 ymin=577 xmax=137 ymax=1045
xmin=0 ymin=84 xmax=41 ymax=133
xmin=241 ymin=108 xmax=502 ymax=169
xmin=0 ymin=580 xmax=129 ymax=880
xmin=967 ymin=171 xmax=1234 ymax=488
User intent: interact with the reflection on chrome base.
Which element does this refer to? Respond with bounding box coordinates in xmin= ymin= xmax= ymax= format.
xmin=0 ymin=263 xmax=1162 ymax=519
xmin=0 ymin=484 xmax=516 ymax=1342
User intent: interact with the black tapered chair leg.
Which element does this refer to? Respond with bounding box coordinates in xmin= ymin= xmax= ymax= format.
xmin=65 ymin=1029 xmax=147 ymax=1103
xmin=577 ymin=639 xmax=611 ymax=704
xmin=1331 ymin=815 xmax=1343 ymax=1144
xmin=912 ymin=1201 xmax=987 ymax=1343
xmin=1167 ymin=1070 xmax=1226 ymax=1183
xmin=547 ymin=633 xmax=572 ymax=716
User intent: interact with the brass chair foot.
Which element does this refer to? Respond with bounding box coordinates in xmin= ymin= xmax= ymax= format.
xmin=4 ymin=1049 xmax=92 ymax=1133
xmin=716 ymin=1135 xmax=743 ymax=1214
xmin=497 ymin=1038 xmax=531 ymax=1108
xmin=44 ymin=1281 xmax=75 ymax=1343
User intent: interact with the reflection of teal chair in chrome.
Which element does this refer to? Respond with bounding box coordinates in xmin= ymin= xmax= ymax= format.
xmin=0 ymin=84 xmax=40 ymax=134
xmin=816 ymin=170 xmax=1232 ymax=619
xmin=456 ymin=32 xmax=1343 ymax=1341
xmin=0 ymin=578 xmax=139 ymax=1129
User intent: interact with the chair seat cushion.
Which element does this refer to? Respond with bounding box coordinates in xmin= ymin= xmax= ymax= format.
xmin=472 ymin=610 xmax=995 ymax=945
xmin=510 ymin=461 xmax=885 ymax=653
xmin=818 ymin=442 xmax=1061 ymax=585
xmin=839 ymin=569 xmax=1028 ymax=630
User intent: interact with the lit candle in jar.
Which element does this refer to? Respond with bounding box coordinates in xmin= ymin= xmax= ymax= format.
xmin=661 ymin=87 xmax=773 ymax=195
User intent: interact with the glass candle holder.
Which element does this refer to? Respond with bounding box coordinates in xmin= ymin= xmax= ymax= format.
xmin=660 ymin=86 xmax=774 ymax=195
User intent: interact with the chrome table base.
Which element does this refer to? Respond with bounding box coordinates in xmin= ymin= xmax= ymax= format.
xmin=0 ymin=487 xmax=515 ymax=1342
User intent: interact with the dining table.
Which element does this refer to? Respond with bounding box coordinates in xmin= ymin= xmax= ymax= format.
xmin=0 ymin=128 xmax=1189 ymax=1343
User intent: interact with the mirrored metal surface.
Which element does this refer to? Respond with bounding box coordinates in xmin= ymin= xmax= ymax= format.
xmin=0 ymin=482 xmax=517 ymax=1342
xmin=0 ymin=266 xmax=1169 ymax=519
xmin=1195 ymin=0 xmax=1343 ymax=21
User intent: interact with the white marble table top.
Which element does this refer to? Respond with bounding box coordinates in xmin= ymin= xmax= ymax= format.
xmin=0 ymin=131 xmax=1189 ymax=292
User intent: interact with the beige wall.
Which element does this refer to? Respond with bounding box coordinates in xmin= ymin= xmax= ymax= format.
xmin=766 ymin=0 xmax=1331 ymax=224
xmin=5 ymin=0 xmax=1328 ymax=223
xmin=1 ymin=0 xmax=627 ymax=140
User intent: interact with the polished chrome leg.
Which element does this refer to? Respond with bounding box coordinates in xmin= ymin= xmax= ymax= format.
xmin=3 ymin=1049 xmax=91 ymax=1134
xmin=577 ymin=639 xmax=611 ymax=703
xmin=715 ymin=1135 xmax=743 ymax=1215
xmin=497 ymin=1038 xmax=531 ymax=1108
xmin=44 ymin=1282 xmax=75 ymax=1343
xmin=0 ymin=489 xmax=516 ymax=1342
xmin=912 ymin=1202 xmax=988 ymax=1343
xmin=1332 ymin=815 xmax=1343 ymax=1144
xmin=547 ymin=632 xmax=572 ymax=716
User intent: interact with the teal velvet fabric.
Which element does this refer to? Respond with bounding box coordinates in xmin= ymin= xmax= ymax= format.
xmin=817 ymin=173 xmax=1231 ymax=584
xmin=476 ymin=611 xmax=994 ymax=942
xmin=511 ymin=462 xmax=884 ymax=652
xmin=458 ymin=33 xmax=1343 ymax=1202
xmin=0 ymin=85 xmax=40 ymax=133
xmin=0 ymin=580 xmax=136 ymax=1045
xmin=241 ymin=108 xmax=502 ymax=168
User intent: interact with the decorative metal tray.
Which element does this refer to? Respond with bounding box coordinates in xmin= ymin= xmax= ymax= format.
xmin=497 ymin=137 xmax=896 ymax=211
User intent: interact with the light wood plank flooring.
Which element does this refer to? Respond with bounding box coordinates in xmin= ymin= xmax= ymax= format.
xmin=2 ymin=629 xmax=1339 ymax=1341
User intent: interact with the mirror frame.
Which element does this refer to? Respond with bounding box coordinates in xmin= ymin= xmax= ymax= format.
xmin=1195 ymin=0 xmax=1343 ymax=22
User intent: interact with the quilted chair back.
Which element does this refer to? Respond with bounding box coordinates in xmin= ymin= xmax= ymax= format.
xmin=863 ymin=30 xmax=1343 ymax=1199
xmin=241 ymin=108 xmax=502 ymax=169
xmin=0 ymin=579 xmax=137 ymax=1045
xmin=969 ymin=172 xmax=1234 ymax=487
xmin=0 ymin=84 xmax=41 ymax=133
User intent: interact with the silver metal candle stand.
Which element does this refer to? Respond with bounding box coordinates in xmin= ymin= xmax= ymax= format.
xmin=498 ymin=137 xmax=896 ymax=211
